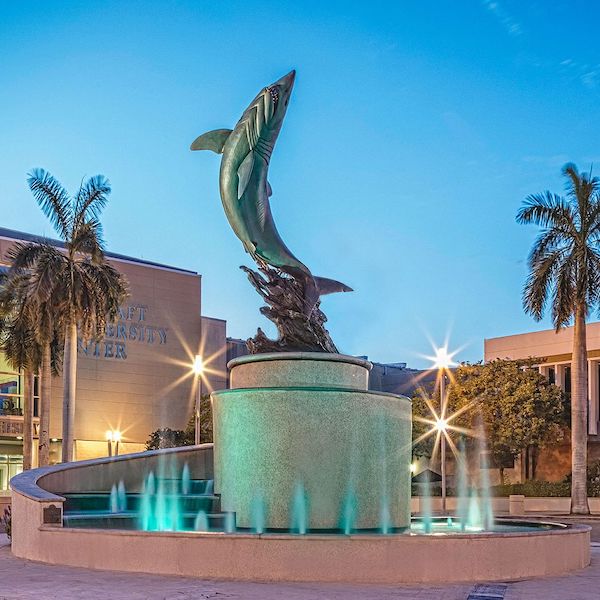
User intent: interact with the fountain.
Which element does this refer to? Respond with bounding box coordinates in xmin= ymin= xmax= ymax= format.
xmin=8 ymin=70 xmax=592 ymax=584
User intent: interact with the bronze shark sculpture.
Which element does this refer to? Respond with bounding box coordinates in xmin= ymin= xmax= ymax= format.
xmin=191 ymin=70 xmax=351 ymax=311
xmin=191 ymin=71 xmax=351 ymax=352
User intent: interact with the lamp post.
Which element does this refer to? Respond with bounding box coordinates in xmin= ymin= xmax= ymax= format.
xmin=193 ymin=355 xmax=204 ymax=445
xmin=106 ymin=430 xmax=113 ymax=457
xmin=436 ymin=414 xmax=448 ymax=514
xmin=430 ymin=346 xmax=456 ymax=515
xmin=106 ymin=430 xmax=122 ymax=457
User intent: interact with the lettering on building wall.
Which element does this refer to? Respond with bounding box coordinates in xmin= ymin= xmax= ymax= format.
xmin=77 ymin=304 xmax=168 ymax=361
xmin=0 ymin=418 xmax=24 ymax=435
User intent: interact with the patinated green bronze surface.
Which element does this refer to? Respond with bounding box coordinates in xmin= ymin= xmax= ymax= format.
xmin=191 ymin=71 xmax=351 ymax=352
xmin=213 ymin=353 xmax=412 ymax=530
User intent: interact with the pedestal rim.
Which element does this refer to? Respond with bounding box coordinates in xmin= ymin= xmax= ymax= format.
xmin=227 ymin=351 xmax=373 ymax=371
xmin=212 ymin=386 xmax=411 ymax=401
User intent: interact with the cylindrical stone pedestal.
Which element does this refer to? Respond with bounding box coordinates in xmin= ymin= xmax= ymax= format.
xmin=212 ymin=352 xmax=412 ymax=531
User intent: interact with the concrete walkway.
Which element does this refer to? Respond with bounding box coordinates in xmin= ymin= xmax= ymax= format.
xmin=0 ymin=534 xmax=598 ymax=599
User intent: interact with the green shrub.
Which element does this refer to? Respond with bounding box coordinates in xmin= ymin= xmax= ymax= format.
xmin=145 ymin=427 xmax=190 ymax=450
xmin=145 ymin=397 xmax=213 ymax=451
xmin=489 ymin=481 xmax=571 ymax=497
xmin=1 ymin=506 xmax=11 ymax=540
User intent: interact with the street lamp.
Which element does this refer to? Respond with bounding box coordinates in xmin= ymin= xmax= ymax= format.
xmin=106 ymin=430 xmax=122 ymax=457
xmin=192 ymin=355 xmax=204 ymax=445
xmin=430 ymin=346 xmax=457 ymax=515
xmin=435 ymin=415 xmax=448 ymax=513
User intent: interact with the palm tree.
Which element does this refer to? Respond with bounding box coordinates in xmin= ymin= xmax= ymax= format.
xmin=517 ymin=163 xmax=600 ymax=514
xmin=16 ymin=169 xmax=128 ymax=462
xmin=0 ymin=268 xmax=63 ymax=467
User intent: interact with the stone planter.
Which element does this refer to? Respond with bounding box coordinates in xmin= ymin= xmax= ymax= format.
xmin=212 ymin=352 xmax=412 ymax=530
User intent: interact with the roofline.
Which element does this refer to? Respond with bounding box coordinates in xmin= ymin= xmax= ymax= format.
xmin=0 ymin=227 xmax=198 ymax=276
xmin=201 ymin=316 xmax=227 ymax=323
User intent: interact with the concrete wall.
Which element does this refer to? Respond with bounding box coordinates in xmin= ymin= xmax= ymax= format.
xmin=410 ymin=495 xmax=600 ymax=514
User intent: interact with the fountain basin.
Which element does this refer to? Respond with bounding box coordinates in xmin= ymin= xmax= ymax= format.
xmin=11 ymin=508 xmax=592 ymax=583
xmin=10 ymin=446 xmax=591 ymax=584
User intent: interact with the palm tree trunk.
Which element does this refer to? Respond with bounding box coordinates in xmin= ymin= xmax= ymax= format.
xmin=39 ymin=344 xmax=51 ymax=467
xmin=571 ymin=303 xmax=590 ymax=514
xmin=22 ymin=371 xmax=34 ymax=470
xmin=61 ymin=323 xmax=78 ymax=463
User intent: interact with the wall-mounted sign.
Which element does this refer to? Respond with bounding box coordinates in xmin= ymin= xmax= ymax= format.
xmin=77 ymin=304 xmax=168 ymax=361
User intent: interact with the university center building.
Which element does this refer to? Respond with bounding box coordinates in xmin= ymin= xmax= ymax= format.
xmin=0 ymin=227 xmax=228 ymax=491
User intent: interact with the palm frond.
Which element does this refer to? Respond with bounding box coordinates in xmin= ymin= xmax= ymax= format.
xmin=74 ymin=175 xmax=110 ymax=227
xmin=5 ymin=242 xmax=56 ymax=272
xmin=523 ymin=248 xmax=564 ymax=321
xmin=516 ymin=192 xmax=575 ymax=233
xmin=552 ymin=252 xmax=576 ymax=329
xmin=27 ymin=169 xmax=72 ymax=240
xmin=529 ymin=227 xmax=572 ymax=266
xmin=70 ymin=219 xmax=105 ymax=261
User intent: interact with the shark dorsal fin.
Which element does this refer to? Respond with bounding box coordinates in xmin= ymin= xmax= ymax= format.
xmin=266 ymin=180 xmax=273 ymax=197
xmin=190 ymin=129 xmax=232 ymax=154
xmin=237 ymin=151 xmax=255 ymax=199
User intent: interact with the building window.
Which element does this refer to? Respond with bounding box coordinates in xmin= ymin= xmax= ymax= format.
xmin=0 ymin=354 xmax=23 ymax=416
xmin=33 ymin=374 xmax=39 ymax=418
xmin=548 ymin=367 xmax=556 ymax=385
xmin=0 ymin=454 xmax=22 ymax=491
xmin=565 ymin=366 xmax=572 ymax=395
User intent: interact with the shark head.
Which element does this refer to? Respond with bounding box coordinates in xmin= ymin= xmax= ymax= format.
xmin=261 ymin=70 xmax=295 ymax=131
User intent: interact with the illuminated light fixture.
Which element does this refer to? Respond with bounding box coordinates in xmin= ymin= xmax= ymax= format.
xmin=192 ymin=354 xmax=204 ymax=375
xmin=435 ymin=418 xmax=448 ymax=432
xmin=106 ymin=430 xmax=122 ymax=457
xmin=16 ymin=436 xmax=23 ymax=440
xmin=410 ymin=463 xmax=417 ymax=474
xmin=51 ymin=438 xmax=58 ymax=442
xmin=428 ymin=345 xmax=458 ymax=370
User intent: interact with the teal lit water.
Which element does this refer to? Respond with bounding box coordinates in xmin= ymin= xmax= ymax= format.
xmin=70 ymin=460 xmax=562 ymax=536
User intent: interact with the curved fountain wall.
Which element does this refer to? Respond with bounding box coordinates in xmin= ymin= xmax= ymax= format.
xmin=9 ymin=442 xmax=592 ymax=582
xmin=212 ymin=352 xmax=412 ymax=530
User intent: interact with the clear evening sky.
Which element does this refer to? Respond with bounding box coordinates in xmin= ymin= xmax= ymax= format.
xmin=1 ymin=1 xmax=600 ymax=368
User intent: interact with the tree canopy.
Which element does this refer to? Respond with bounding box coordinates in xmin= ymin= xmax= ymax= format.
xmin=412 ymin=359 xmax=567 ymax=469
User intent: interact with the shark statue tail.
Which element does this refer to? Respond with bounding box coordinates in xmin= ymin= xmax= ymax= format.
xmin=301 ymin=274 xmax=352 ymax=316
xmin=314 ymin=276 xmax=353 ymax=296
xmin=281 ymin=266 xmax=352 ymax=315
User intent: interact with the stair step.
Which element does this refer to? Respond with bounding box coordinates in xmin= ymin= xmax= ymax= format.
xmin=63 ymin=494 xmax=220 ymax=513
xmin=63 ymin=511 xmax=235 ymax=531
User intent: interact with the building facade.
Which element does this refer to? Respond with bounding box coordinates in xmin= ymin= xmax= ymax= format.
xmin=485 ymin=322 xmax=600 ymax=480
xmin=0 ymin=227 xmax=228 ymax=487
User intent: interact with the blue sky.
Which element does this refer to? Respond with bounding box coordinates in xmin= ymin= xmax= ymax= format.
xmin=1 ymin=0 xmax=600 ymax=367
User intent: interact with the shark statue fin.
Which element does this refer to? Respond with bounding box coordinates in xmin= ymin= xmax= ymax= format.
xmin=237 ymin=151 xmax=255 ymax=199
xmin=190 ymin=129 xmax=232 ymax=154
xmin=314 ymin=276 xmax=353 ymax=296
xmin=266 ymin=180 xmax=273 ymax=197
